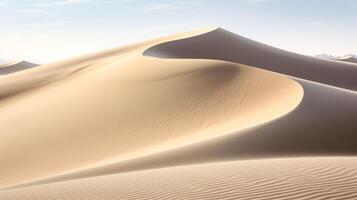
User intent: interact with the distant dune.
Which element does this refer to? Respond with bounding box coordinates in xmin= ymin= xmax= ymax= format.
xmin=0 ymin=60 xmax=39 ymax=75
xmin=316 ymin=54 xmax=357 ymax=64
xmin=336 ymin=55 xmax=357 ymax=64
xmin=1 ymin=28 xmax=357 ymax=199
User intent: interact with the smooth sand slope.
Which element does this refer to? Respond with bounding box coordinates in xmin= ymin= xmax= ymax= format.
xmin=2 ymin=158 xmax=357 ymax=200
xmin=0 ymin=28 xmax=302 ymax=188
xmin=31 ymin=78 xmax=357 ymax=186
xmin=1 ymin=28 xmax=357 ymax=199
xmin=0 ymin=60 xmax=38 ymax=75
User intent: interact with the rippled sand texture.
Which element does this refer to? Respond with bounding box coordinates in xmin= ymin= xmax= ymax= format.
xmin=2 ymin=158 xmax=357 ymax=200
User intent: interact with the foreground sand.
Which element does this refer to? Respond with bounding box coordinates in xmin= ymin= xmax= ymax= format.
xmin=1 ymin=28 xmax=357 ymax=199
xmin=1 ymin=157 xmax=357 ymax=200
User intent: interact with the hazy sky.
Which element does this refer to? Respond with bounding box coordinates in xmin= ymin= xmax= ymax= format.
xmin=1 ymin=0 xmax=356 ymax=63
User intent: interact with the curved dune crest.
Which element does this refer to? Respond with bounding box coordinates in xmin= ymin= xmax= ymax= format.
xmin=2 ymin=157 xmax=357 ymax=200
xmin=0 ymin=29 xmax=303 ymax=188
xmin=145 ymin=28 xmax=357 ymax=91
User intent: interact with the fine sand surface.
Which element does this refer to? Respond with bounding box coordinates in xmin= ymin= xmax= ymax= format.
xmin=0 ymin=60 xmax=38 ymax=75
xmin=1 ymin=28 xmax=357 ymax=199
xmin=2 ymin=158 xmax=357 ymax=200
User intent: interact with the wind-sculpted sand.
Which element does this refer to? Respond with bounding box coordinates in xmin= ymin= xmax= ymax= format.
xmin=2 ymin=158 xmax=357 ymax=200
xmin=1 ymin=28 xmax=357 ymax=199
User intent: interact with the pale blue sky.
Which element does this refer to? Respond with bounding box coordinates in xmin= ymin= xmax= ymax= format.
xmin=1 ymin=0 xmax=356 ymax=63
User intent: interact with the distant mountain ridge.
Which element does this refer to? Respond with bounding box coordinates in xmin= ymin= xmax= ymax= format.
xmin=337 ymin=54 xmax=357 ymax=64
xmin=316 ymin=54 xmax=357 ymax=64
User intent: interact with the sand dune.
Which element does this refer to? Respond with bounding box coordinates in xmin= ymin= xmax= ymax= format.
xmin=2 ymin=157 xmax=357 ymax=200
xmin=0 ymin=28 xmax=302 ymax=188
xmin=0 ymin=60 xmax=38 ymax=75
xmin=1 ymin=28 xmax=357 ymax=199
xmin=13 ymin=29 xmax=357 ymax=188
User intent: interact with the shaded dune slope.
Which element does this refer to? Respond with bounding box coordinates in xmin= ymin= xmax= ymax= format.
xmin=145 ymin=28 xmax=357 ymax=91
xmin=0 ymin=29 xmax=303 ymax=188
xmin=2 ymin=158 xmax=357 ymax=200
xmin=0 ymin=61 xmax=38 ymax=75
